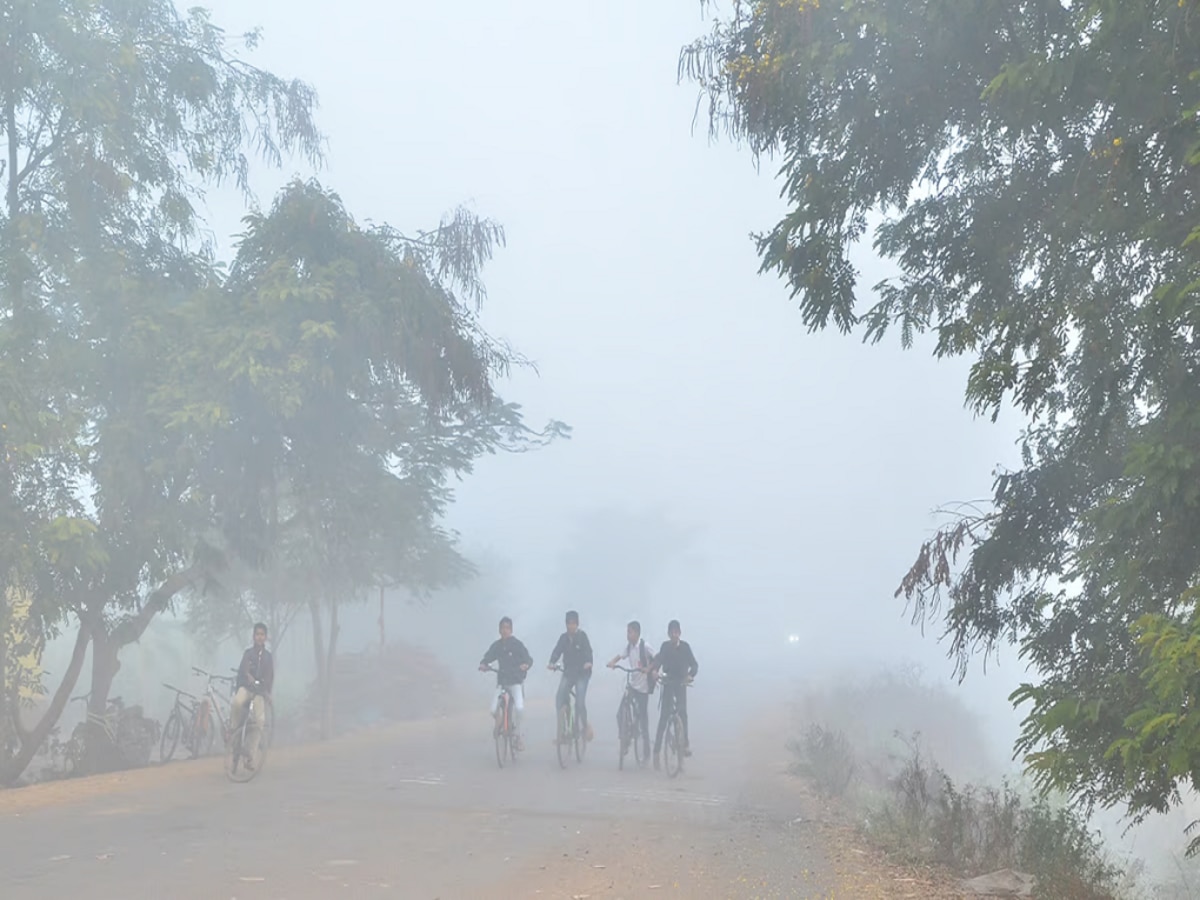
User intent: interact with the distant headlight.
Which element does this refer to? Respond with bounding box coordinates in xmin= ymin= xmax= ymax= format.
xmin=787 ymin=634 xmax=800 ymax=644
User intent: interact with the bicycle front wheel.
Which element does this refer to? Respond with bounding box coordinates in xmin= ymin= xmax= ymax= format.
xmin=617 ymin=700 xmax=631 ymax=771
xmin=226 ymin=704 xmax=267 ymax=783
xmin=556 ymin=706 xmax=569 ymax=769
xmin=494 ymin=712 xmax=507 ymax=769
xmin=633 ymin=712 xmax=648 ymax=768
xmin=160 ymin=710 xmax=182 ymax=763
xmin=264 ymin=696 xmax=275 ymax=749
xmin=664 ymin=714 xmax=684 ymax=778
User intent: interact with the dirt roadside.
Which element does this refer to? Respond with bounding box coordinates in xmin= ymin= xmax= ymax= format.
xmin=0 ymin=709 xmax=478 ymax=816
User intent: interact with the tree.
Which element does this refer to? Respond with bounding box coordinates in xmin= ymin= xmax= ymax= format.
xmin=0 ymin=0 xmax=321 ymax=780
xmin=181 ymin=180 xmax=567 ymax=737
xmin=682 ymin=0 xmax=1200 ymax=849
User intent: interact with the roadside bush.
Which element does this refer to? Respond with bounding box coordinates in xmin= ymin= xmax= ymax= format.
xmin=788 ymin=668 xmax=1136 ymax=900
xmin=786 ymin=723 xmax=857 ymax=797
xmin=864 ymin=734 xmax=1123 ymax=899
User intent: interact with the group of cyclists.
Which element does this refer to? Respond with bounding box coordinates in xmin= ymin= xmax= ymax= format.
xmin=224 ymin=610 xmax=702 ymax=776
xmin=478 ymin=610 xmax=700 ymax=770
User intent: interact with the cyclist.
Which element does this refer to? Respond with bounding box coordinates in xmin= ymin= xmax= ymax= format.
xmin=547 ymin=610 xmax=594 ymax=742
xmin=478 ymin=616 xmax=532 ymax=750
xmin=651 ymin=619 xmax=698 ymax=770
xmin=606 ymin=619 xmax=654 ymax=762
xmin=230 ymin=622 xmax=274 ymax=770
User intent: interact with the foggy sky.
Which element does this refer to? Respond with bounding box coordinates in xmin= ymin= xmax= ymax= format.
xmin=188 ymin=0 xmax=1031 ymax=735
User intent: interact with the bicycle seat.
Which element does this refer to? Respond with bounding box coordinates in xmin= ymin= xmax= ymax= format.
xmin=109 ymin=695 xmax=124 ymax=705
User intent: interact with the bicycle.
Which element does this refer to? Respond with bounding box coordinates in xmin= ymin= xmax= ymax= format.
xmin=613 ymin=665 xmax=649 ymax=771
xmin=481 ymin=666 xmax=520 ymax=768
xmin=191 ymin=667 xmax=235 ymax=752
xmin=64 ymin=693 xmax=159 ymax=775
xmin=159 ymin=683 xmax=206 ymax=762
xmin=657 ymin=678 xmax=693 ymax=779
xmin=225 ymin=685 xmax=268 ymax=783
xmin=550 ymin=665 xmax=586 ymax=769
xmin=193 ymin=666 xmax=276 ymax=754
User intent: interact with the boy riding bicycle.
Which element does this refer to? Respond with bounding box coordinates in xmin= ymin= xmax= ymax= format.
xmin=548 ymin=610 xmax=594 ymax=743
xmin=479 ymin=616 xmax=532 ymax=751
xmin=606 ymin=619 xmax=654 ymax=762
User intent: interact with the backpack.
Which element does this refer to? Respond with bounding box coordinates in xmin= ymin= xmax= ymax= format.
xmin=638 ymin=640 xmax=658 ymax=694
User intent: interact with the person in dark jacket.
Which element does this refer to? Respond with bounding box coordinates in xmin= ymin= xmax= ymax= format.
xmin=230 ymin=622 xmax=274 ymax=769
xmin=479 ymin=616 xmax=533 ymax=749
xmin=651 ymin=619 xmax=698 ymax=768
xmin=547 ymin=610 xmax=594 ymax=741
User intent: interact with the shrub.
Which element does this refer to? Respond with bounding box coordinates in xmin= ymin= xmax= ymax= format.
xmin=788 ymin=668 xmax=1135 ymax=899
xmin=786 ymin=723 xmax=857 ymax=797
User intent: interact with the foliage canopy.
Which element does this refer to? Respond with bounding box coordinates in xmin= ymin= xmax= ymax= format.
xmin=683 ymin=0 xmax=1200 ymax=849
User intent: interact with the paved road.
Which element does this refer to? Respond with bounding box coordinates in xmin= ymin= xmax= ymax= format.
xmin=1 ymin=679 xmax=836 ymax=899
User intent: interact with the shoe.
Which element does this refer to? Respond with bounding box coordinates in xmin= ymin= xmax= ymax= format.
xmin=683 ymin=747 xmax=692 ymax=758
xmin=515 ymin=735 xmax=525 ymax=752
xmin=586 ymin=723 xmax=595 ymax=743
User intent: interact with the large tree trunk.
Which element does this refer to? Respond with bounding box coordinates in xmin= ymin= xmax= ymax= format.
xmin=306 ymin=595 xmax=340 ymax=740
xmin=323 ymin=597 xmax=339 ymax=741
xmin=81 ymin=629 xmax=122 ymax=775
xmin=308 ymin=596 xmax=327 ymax=739
xmin=69 ymin=570 xmax=196 ymax=776
xmin=0 ymin=621 xmax=91 ymax=785
xmin=0 ymin=594 xmax=9 ymax=758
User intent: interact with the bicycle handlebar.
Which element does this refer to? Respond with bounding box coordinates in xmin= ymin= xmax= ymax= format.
xmin=163 ymin=682 xmax=197 ymax=700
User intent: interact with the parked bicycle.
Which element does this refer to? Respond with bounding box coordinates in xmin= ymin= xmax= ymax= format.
xmin=191 ymin=667 xmax=236 ymax=751
xmin=550 ymin=664 xmax=585 ymax=768
xmin=658 ymin=678 xmax=693 ymax=779
xmin=159 ymin=682 xmax=206 ymax=762
xmin=64 ymin=693 xmax=159 ymax=775
xmin=613 ymin=665 xmax=649 ymax=771
xmin=225 ymin=687 xmax=268 ymax=783
xmin=481 ymin=665 xmax=520 ymax=768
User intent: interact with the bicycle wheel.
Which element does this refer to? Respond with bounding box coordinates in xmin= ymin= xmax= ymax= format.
xmin=633 ymin=706 xmax=648 ymax=767
xmin=187 ymin=701 xmax=208 ymax=757
xmin=665 ymin=714 xmax=684 ymax=778
xmin=226 ymin=701 xmax=267 ymax=783
xmin=494 ymin=700 xmax=508 ymax=769
xmin=159 ymin=709 xmax=182 ymax=763
xmin=556 ymin=705 xmax=569 ymax=769
xmin=617 ymin=698 xmax=631 ymax=771
xmin=264 ymin=696 xmax=275 ymax=749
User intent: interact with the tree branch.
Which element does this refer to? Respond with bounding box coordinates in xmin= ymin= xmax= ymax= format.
xmin=110 ymin=566 xmax=199 ymax=647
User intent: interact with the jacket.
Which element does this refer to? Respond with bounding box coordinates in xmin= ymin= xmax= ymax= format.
xmin=653 ymin=639 xmax=698 ymax=684
xmin=237 ymin=646 xmax=274 ymax=695
xmin=480 ymin=636 xmax=533 ymax=686
xmin=549 ymin=629 xmax=593 ymax=678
